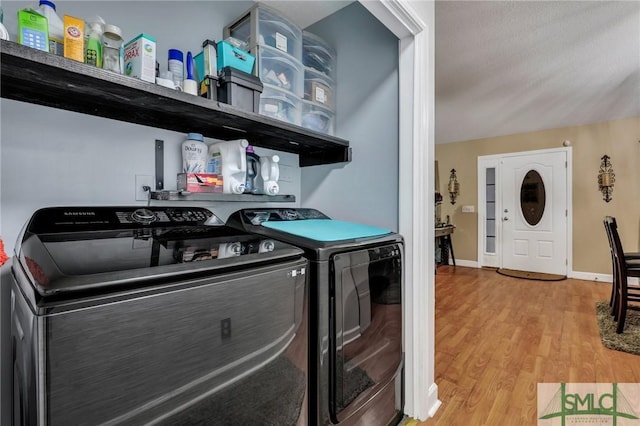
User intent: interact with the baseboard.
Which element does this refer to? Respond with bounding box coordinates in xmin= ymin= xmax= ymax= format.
xmin=426 ymin=382 xmax=441 ymax=419
xmin=569 ymin=271 xmax=640 ymax=285
xmin=450 ymin=259 xmax=478 ymax=268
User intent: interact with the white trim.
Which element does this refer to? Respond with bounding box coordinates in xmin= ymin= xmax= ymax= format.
xmin=426 ymin=383 xmax=442 ymax=417
xmin=450 ymin=259 xmax=479 ymax=268
xmin=361 ymin=0 xmax=437 ymax=421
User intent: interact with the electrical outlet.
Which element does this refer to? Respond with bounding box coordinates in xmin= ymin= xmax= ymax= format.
xmin=462 ymin=205 xmax=475 ymax=213
xmin=135 ymin=175 xmax=153 ymax=201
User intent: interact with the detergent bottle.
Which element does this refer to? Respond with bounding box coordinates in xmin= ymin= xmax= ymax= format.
xmin=244 ymin=145 xmax=261 ymax=194
xmin=207 ymin=139 xmax=249 ymax=194
xmin=37 ymin=0 xmax=64 ymax=56
xmin=260 ymin=155 xmax=280 ymax=195
xmin=181 ymin=133 xmax=207 ymax=173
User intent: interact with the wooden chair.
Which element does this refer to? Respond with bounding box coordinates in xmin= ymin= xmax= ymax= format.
xmin=603 ymin=217 xmax=640 ymax=311
xmin=605 ymin=216 xmax=640 ymax=333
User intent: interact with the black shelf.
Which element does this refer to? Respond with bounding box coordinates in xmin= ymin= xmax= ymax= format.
xmin=0 ymin=40 xmax=351 ymax=167
xmin=150 ymin=191 xmax=295 ymax=202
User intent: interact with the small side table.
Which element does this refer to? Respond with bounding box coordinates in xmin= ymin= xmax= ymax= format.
xmin=435 ymin=225 xmax=456 ymax=266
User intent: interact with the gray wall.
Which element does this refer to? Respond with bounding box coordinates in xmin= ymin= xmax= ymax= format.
xmin=0 ymin=2 xmax=399 ymax=424
xmin=302 ymin=2 xmax=399 ymax=231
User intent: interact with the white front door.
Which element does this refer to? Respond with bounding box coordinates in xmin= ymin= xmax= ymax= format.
xmin=501 ymin=151 xmax=568 ymax=275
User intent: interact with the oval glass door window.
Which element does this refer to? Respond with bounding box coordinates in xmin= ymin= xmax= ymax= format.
xmin=520 ymin=170 xmax=546 ymax=226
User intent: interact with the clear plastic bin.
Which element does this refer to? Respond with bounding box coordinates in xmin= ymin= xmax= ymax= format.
xmin=301 ymin=100 xmax=334 ymax=135
xmin=302 ymin=31 xmax=336 ymax=80
xmin=260 ymin=83 xmax=302 ymax=126
xmin=225 ymin=5 xmax=302 ymax=61
xmin=255 ymin=45 xmax=303 ymax=97
xmin=304 ymin=67 xmax=334 ymax=110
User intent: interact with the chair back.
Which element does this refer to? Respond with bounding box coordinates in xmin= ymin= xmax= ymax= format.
xmin=608 ymin=216 xmax=629 ymax=281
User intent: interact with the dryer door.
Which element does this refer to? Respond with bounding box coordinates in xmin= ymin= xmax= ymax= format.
xmin=328 ymin=243 xmax=403 ymax=424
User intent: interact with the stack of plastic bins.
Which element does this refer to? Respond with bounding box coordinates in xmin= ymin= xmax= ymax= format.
xmin=302 ymin=31 xmax=336 ymax=135
xmin=224 ymin=5 xmax=303 ymax=126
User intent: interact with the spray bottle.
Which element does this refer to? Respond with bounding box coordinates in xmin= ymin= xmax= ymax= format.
xmin=260 ymin=155 xmax=280 ymax=195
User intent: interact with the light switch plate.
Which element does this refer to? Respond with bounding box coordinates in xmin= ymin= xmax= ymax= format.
xmin=462 ymin=205 xmax=475 ymax=213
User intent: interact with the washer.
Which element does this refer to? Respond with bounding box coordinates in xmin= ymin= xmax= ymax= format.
xmin=11 ymin=206 xmax=308 ymax=426
xmin=227 ymin=208 xmax=404 ymax=426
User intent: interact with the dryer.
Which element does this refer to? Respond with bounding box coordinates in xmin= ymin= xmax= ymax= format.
xmin=11 ymin=206 xmax=308 ymax=426
xmin=227 ymin=208 xmax=404 ymax=426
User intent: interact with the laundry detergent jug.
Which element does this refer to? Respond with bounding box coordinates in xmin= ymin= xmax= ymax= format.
xmin=207 ymin=139 xmax=249 ymax=194
xmin=244 ymin=145 xmax=261 ymax=194
xmin=260 ymin=155 xmax=280 ymax=196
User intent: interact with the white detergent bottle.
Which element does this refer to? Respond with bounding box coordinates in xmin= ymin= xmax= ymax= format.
xmin=260 ymin=155 xmax=280 ymax=195
xmin=37 ymin=0 xmax=64 ymax=56
xmin=208 ymin=139 xmax=249 ymax=194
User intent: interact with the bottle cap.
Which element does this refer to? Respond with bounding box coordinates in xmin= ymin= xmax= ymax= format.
xmin=186 ymin=133 xmax=204 ymax=142
xmin=87 ymin=16 xmax=105 ymax=31
xmin=246 ymin=145 xmax=255 ymax=153
xmin=39 ymin=0 xmax=56 ymax=10
xmin=103 ymin=24 xmax=123 ymax=41
xmin=169 ymin=49 xmax=184 ymax=62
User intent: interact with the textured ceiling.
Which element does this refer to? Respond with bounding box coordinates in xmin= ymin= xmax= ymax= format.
xmin=435 ymin=1 xmax=640 ymax=144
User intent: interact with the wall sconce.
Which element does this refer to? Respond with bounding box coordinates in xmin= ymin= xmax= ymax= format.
xmin=448 ymin=169 xmax=459 ymax=205
xmin=598 ymin=154 xmax=615 ymax=203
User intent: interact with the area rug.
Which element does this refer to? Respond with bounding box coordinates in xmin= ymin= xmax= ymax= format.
xmin=596 ymin=300 xmax=640 ymax=355
xmin=497 ymin=268 xmax=566 ymax=281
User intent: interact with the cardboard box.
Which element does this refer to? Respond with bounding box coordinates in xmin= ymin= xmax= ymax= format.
xmin=177 ymin=173 xmax=224 ymax=193
xmin=123 ymin=33 xmax=156 ymax=83
xmin=63 ymin=15 xmax=84 ymax=62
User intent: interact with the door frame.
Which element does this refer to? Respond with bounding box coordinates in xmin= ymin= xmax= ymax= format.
xmin=477 ymin=147 xmax=573 ymax=274
xmin=359 ymin=1 xmax=438 ymax=420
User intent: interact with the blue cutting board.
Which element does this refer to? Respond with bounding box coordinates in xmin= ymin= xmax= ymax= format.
xmin=261 ymin=219 xmax=392 ymax=242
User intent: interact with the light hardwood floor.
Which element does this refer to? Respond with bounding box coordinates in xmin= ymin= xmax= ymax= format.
xmin=419 ymin=265 xmax=640 ymax=426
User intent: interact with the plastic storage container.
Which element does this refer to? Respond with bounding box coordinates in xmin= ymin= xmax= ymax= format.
xmin=102 ymin=24 xmax=123 ymax=74
xmin=259 ymin=84 xmax=301 ymax=126
xmin=216 ymin=40 xmax=255 ymax=74
xmin=218 ymin=66 xmax=263 ymax=113
xmin=301 ymin=100 xmax=334 ymax=135
xmin=302 ymin=31 xmax=336 ymax=80
xmin=254 ymin=44 xmax=303 ymax=97
xmin=304 ymin=66 xmax=334 ymax=110
xmin=224 ymin=4 xmax=302 ymax=61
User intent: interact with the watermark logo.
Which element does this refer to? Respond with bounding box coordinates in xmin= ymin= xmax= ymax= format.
xmin=538 ymin=383 xmax=640 ymax=425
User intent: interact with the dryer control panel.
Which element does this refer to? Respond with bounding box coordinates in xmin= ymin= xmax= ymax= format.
xmin=239 ymin=208 xmax=330 ymax=226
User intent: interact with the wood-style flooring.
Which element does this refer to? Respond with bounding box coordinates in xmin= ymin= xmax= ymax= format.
xmin=419 ymin=265 xmax=640 ymax=426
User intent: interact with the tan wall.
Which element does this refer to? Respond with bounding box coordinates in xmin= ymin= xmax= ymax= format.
xmin=435 ymin=116 xmax=640 ymax=275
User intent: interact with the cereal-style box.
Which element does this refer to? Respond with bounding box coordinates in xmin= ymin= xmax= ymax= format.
xmin=123 ymin=33 xmax=156 ymax=83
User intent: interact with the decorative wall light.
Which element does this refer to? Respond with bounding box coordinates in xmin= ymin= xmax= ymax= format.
xmin=598 ymin=154 xmax=615 ymax=203
xmin=448 ymin=169 xmax=460 ymax=205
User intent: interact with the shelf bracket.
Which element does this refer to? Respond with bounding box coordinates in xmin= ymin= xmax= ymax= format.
xmin=155 ymin=139 xmax=164 ymax=190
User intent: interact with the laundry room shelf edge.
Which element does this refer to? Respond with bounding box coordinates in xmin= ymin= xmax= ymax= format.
xmin=0 ymin=40 xmax=351 ymax=167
